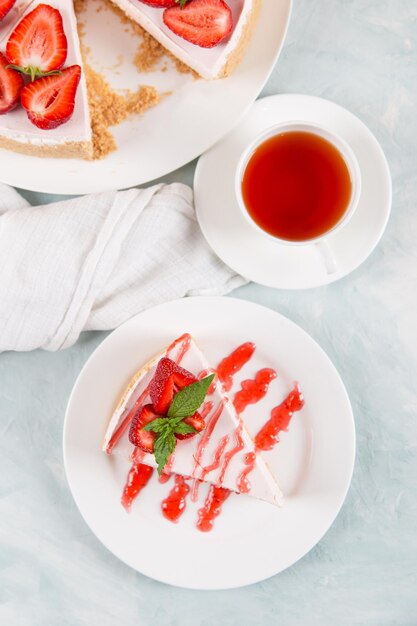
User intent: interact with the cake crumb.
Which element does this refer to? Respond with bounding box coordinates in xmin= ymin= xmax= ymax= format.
xmin=85 ymin=63 xmax=159 ymax=160
xmin=104 ymin=0 xmax=167 ymax=73
xmin=74 ymin=0 xmax=194 ymax=160
xmin=73 ymin=0 xmax=86 ymax=14
xmin=171 ymin=56 xmax=198 ymax=78
xmin=134 ymin=29 xmax=166 ymax=72
xmin=101 ymin=0 xmax=196 ymax=75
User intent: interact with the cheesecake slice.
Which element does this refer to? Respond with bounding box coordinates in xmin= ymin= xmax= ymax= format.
xmin=103 ymin=333 xmax=283 ymax=506
xmin=109 ymin=0 xmax=262 ymax=79
xmin=0 ymin=0 xmax=92 ymax=158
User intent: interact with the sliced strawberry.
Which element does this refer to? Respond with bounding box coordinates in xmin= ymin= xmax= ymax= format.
xmin=175 ymin=411 xmax=206 ymax=440
xmin=163 ymin=0 xmax=232 ymax=49
xmin=140 ymin=0 xmax=176 ymax=6
xmin=20 ymin=64 xmax=81 ymax=130
xmin=129 ymin=404 xmax=160 ymax=453
xmin=0 ymin=0 xmax=16 ymax=21
xmin=149 ymin=357 xmax=196 ymax=414
xmin=0 ymin=51 xmax=23 ymax=113
xmin=6 ymin=3 xmax=67 ymax=80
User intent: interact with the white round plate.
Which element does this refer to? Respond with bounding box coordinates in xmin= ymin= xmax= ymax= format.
xmin=63 ymin=297 xmax=355 ymax=590
xmin=0 ymin=1 xmax=291 ymax=195
xmin=194 ymin=94 xmax=392 ymax=289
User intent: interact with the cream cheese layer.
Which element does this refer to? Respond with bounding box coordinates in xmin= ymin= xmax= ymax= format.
xmin=0 ymin=0 xmax=91 ymax=148
xmin=109 ymin=0 xmax=253 ymax=79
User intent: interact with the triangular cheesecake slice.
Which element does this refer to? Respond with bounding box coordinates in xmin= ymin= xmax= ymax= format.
xmin=0 ymin=0 xmax=92 ymax=158
xmin=103 ymin=333 xmax=283 ymax=506
xmin=109 ymin=0 xmax=261 ymax=80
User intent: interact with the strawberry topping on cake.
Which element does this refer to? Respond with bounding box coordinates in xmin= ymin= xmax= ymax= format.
xmin=149 ymin=357 xmax=197 ymax=414
xmin=0 ymin=51 xmax=23 ymax=113
xmin=163 ymin=0 xmax=233 ymax=49
xmin=128 ymin=358 xmax=213 ymax=474
xmin=20 ymin=64 xmax=81 ymax=129
xmin=6 ymin=3 xmax=68 ymax=80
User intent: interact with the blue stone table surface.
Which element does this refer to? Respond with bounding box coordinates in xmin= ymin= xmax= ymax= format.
xmin=1 ymin=0 xmax=416 ymax=624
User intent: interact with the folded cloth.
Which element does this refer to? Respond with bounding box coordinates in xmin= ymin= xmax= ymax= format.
xmin=0 ymin=182 xmax=246 ymax=352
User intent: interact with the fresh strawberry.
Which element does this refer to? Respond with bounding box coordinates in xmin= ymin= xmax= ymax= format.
xmin=6 ymin=3 xmax=67 ymax=80
xmin=140 ymin=0 xmax=176 ymax=6
xmin=129 ymin=404 xmax=160 ymax=452
xmin=20 ymin=64 xmax=81 ymax=130
xmin=163 ymin=0 xmax=232 ymax=49
xmin=0 ymin=51 xmax=23 ymax=113
xmin=175 ymin=411 xmax=206 ymax=440
xmin=0 ymin=0 xmax=16 ymax=21
xmin=149 ymin=357 xmax=196 ymax=414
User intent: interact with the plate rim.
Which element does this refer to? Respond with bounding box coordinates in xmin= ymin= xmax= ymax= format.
xmin=63 ymin=296 xmax=356 ymax=590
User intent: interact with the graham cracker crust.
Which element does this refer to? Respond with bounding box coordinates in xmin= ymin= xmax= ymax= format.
xmin=0 ymin=136 xmax=92 ymax=159
xmin=221 ymin=0 xmax=263 ymax=78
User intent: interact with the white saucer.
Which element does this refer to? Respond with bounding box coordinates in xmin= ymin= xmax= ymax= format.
xmin=194 ymin=94 xmax=392 ymax=289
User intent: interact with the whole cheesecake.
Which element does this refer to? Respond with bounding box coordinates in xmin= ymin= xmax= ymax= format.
xmin=0 ymin=0 xmax=262 ymax=159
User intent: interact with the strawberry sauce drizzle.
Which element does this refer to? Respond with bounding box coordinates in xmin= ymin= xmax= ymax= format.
xmin=199 ymin=434 xmax=229 ymax=482
xmin=159 ymin=453 xmax=175 ymax=483
xmin=192 ymin=399 xmax=225 ymax=478
xmin=233 ymin=368 xmax=277 ymax=414
xmin=216 ymin=342 xmax=255 ymax=391
xmin=190 ymin=478 xmax=202 ymax=502
xmin=107 ymin=334 xmax=192 ymax=453
xmin=197 ymin=368 xmax=218 ymax=393
xmin=106 ymin=387 xmax=149 ymax=454
xmin=131 ymin=447 xmax=145 ymax=464
xmin=255 ymin=384 xmax=304 ymax=451
xmin=217 ymin=421 xmax=245 ymax=486
xmin=199 ymin=400 xmax=215 ymax=420
xmin=236 ymin=452 xmax=256 ymax=493
xmin=161 ymin=475 xmax=190 ymax=523
xmin=196 ymin=485 xmax=231 ymax=532
xmin=166 ymin=333 xmax=191 ymax=364
xmin=121 ymin=463 xmax=154 ymax=512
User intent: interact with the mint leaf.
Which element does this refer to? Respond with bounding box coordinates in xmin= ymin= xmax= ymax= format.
xmin=153 ymin=431 xmax=176 ymax=476
xmin=168 ymin=374 xmax=215 ymax=419
xmin=142 ymin=417 xmax=170 ymax=433
xmin=168 ymin=414 xmax=190 ymax=428
xmin=139 ymin=374 xmax=213 ymax=472
xmin=173 ymin=422 xmax=197 ymax=436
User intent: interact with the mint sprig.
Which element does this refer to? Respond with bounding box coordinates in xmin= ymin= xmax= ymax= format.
xmin=153 ymin=431 xmax=176 ymax=475
xmin=143 ymin=374 xmax=214 ymax=475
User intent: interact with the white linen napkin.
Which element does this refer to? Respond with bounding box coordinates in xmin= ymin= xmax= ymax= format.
xmin=0 ymin=182 xmax=246 ymax=352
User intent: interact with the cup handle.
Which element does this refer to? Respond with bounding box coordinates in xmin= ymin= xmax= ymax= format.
xmin=315 ymin=238 xmax=338 ymax=275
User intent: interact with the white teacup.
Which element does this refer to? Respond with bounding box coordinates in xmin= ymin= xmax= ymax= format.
xmin=235 ymin=121 xmax=362 ymax=270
